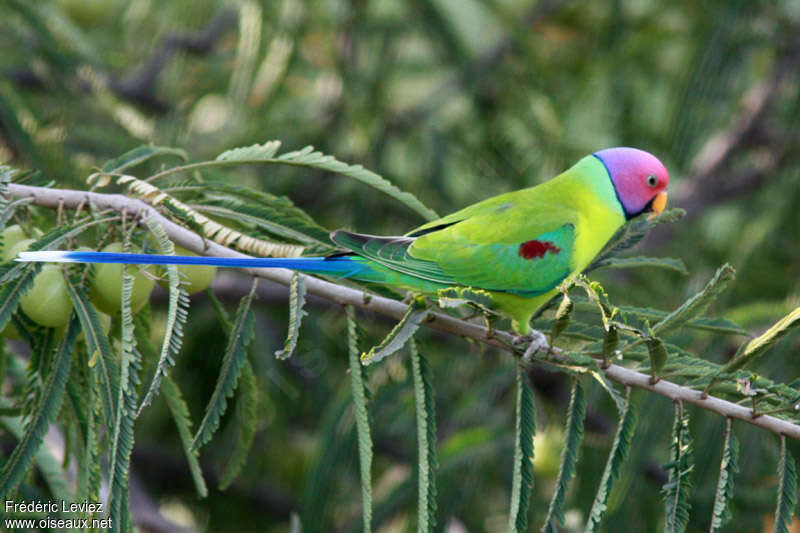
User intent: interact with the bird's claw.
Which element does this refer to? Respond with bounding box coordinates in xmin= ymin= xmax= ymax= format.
xmin=512 ymin=331 xmax=548 ymax=364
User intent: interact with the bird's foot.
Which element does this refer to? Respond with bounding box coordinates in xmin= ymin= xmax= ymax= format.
xmin=482 ymin=314 xmax=495 ymax=340
xmin=512 ymin=331 xmax=548 ymax=364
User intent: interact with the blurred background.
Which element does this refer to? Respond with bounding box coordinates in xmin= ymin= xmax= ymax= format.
xmin=1 ymin=0 xmax=799 ymax=531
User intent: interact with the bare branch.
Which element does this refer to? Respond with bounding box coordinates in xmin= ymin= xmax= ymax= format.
xmin=6 ymin=183 xmax=800 ymax=441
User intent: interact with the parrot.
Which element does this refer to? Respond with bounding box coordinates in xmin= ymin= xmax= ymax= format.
xmin=18 ymin=147 xmax=669 ymax=336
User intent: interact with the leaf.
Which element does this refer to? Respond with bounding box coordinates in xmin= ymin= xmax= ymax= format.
xmin=65 ymin=282 xmax=119 ymax=430
xmin=709 ymin=419 xmax=738 ymax=533
xmin=410 ymin=339 xmax=438 ymax=532
xmin=550 ymin=294 xmax=573 ymax=341
xmin=108 ymin=258 xmax=143 ymax=527
xmin=773 ymin=435 xmax=797 ymax=533
xmin=586 ymin=387 xmax=637 ymax=532
xmin=361 ymin=301 xmax=427 ymax=365
xmin=215 ymin=140 xmax=283 ymax=161
xmin=647 ymin=337 xmax=669 ymax=378
xmin=347 ymin=306 xmax=373 ymax=533
xmin=219 ymin=359 xmax=258 ymax=491
xmin=508 ymin=363 xmax=535 ymax=533
xmin=724 ymin=306 xmax=800 ymax=374
xmin=161 ymin=375 xmax=207 ymax=497
xmin=541 ymin=379 xmax=586 ymax=533
xmin=116 ymin=174 xmax=306 ymax=257
xmin=0 ymin=262 xmax=39 ymax=334
xmin=437 ymin=286 xmax=495 ymax=314
xmin=192 ymin=280 xmax=257 ymax=450
xmin=663 ymin=402 xmax=693 ymax=533
xmin=100 ymin=144 xmax=187 ymax=174
xmin=589 ymin=208 xmax=685 ymax=269
xmin=593 ymin=256 xmax=688 ymax=275
xmin=652 ymin=264 xmax=735 ymax=336
xmin=275 ymin=273 xmax=308 ymax=360
xmin=603 ymin=325 xmax=619 ymax=362
xmin=138 ymin=217 xmax=190 ymax=414
xmin=0 ymin=316 xmax=79 ymax=500
xmin=175 ymin=141 xmax=438 ymax=221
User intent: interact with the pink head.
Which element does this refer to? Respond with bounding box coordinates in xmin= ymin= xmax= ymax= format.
xmin=593 ymin=147 xmax=669 ymax=219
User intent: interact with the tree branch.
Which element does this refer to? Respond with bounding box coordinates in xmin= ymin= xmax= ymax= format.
xmin=6 ymin=183 xmax=800 ymax=440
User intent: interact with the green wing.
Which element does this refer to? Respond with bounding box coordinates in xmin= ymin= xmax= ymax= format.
xmin=332 ymin=193 xmax=577 ymax=296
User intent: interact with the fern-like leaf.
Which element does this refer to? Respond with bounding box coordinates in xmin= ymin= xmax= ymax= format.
xmin=709 ymin=418 xmax=738 ymax=533
xmin=361 ymin=300 xmax=427 ymax=365
xmin=65 ymin=282 xmax=119 ymax=430
xmin=218 ymin=359 xmax=258 ymax=490
xmin=724 ymin=306 xmax=800 ymax=374
xmin=773 ymin=435 xmax=797 ymax=533
xmin=347 ymin=306 xmax=373 ymax=532
xmin=275 ymin=273 xmax=307 ymax=360
xmin=652 ymin=264 xmax=735 ymax=335
xmin=192 ymin=280 xmax=257 ymax=450
xmin=663 ymin=401 xmax=693 ymax=533
xmin=138 ymin=218 xmax=190 ymax=414
xmin=541 ymin=379 xmax=586 ymax=533
xmin=586 ymin=387 xmax=637 ymax=532
xmin=108 ymin=259 xmax=142 ymax=528
xmin=161 ymin=375 xmax=208 ymax=497
xmin=100 ymin=144 xmax=187 ymax=175
xmin=508 ymin=363 xmax=535 ymax=533
xmin=593 ymin=256 xmax=688 ymax=275
xmin=410 ymin=339 xmax=438 ymax=532
xmin=0 ymin=316 xmax=79 ymax=500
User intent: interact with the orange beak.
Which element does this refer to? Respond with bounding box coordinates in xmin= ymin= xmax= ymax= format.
xmin=648 ymin=191 xmax=668 ymax=220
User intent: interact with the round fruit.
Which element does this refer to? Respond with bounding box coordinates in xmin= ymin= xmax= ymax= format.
xmin=4 ymin=238 xmax=37 ymax=264
xmin=0 ymin=225 xmax=29 ymax=262
xmin=20 ymin=265 xmax=73 ymax=328
xmin=157 ymin=245 xmax=217 ymax=294
xmin=90 ymin=243 xmax=155 ymax=315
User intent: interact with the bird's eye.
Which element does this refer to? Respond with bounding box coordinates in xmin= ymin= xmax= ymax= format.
xmin=646 ymin=174 xmax=658 ymax=187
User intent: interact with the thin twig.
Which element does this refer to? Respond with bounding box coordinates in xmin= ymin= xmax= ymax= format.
xmin=6 ymin=183 xmax=800 ymax=441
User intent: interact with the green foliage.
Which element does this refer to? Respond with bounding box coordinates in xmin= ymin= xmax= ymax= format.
xmin=347 ymin=306 xmax=373 ymax=533
xmin=773 ymin=435 xmax=797 ymax=533
xmin=275 ymin=272 xmax=308 ymax=360
xmin=138 ymin=217 xmax=189 ymax=413
xmin=0 ymin=316 xmax=78 ymax=500
xmin=724 ymin=306 xmax=800 ymax=374
xmin=586 ymin=387 xmax=637 ymax=532
xmin=361 ymin=299 xmax=427 ymax=364
xmin=192 ymin=281 xmax=257 ymax=450
xmin=218 ymin=359 xmax=258 ymax=491
xmin=709 ymin=419 xmax=738 ymax=533
xmin=160 ymin=375 xmax=208 ymax=497
xmin=663 ymin=402 xmax=693 ymax=533
xmin=508 ymin=364 xmax=535 ymax=533
xmin=541 ymin=379 xmax=586 ymax=533
xmin=410 ymin=339 xmax=438 ymax=531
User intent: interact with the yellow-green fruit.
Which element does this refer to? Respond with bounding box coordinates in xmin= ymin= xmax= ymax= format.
xmin=55 ymin=310 xmax=112 ymax=340
xmin=157 ymin=245 xmax=217 ymax=294
xmin=0 ymin=225 xmax=29 ymax=262
xmin=4 ymin=238 xmax=36 ymax=264
xmin=20 ymin=265 xmax=73 ymax=328
xmin=90 ymin=243 xmax=155 ymax=315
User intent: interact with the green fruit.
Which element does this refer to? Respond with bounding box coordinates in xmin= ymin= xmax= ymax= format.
xmin=20 ymin=265 xmax=73 ymax=328
xmin=90 ymin=243 xmax=155 ymax=315
xmin=4 ymin=238 xmax=37 ymax=264
xmin=0 ymin=225 xmax=28 ymax=262
xmin=157 ymin=245 xmax=217 ymax=294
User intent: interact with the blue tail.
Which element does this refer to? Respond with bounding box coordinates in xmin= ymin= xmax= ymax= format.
xmin=17 ymin=251 xmax=372 ymax=279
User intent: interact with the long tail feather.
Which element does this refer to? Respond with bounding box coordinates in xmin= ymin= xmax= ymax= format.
xmin=17 ymin=250 xmax=370 ymax=277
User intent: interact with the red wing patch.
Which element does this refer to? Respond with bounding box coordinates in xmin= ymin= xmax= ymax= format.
xmin=518 ymin=240 xmax=560 ymax=260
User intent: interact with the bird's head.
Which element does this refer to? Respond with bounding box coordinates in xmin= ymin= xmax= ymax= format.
xmin=593 ymin=147 xmax=669 ymax=220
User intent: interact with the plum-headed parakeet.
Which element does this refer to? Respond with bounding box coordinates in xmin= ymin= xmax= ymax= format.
xmin=19 ymin=147 xmax=669 ymax=335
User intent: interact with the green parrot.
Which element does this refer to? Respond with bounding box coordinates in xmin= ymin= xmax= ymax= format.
xmin=19 ymin=147 xmax=670 ymax=336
